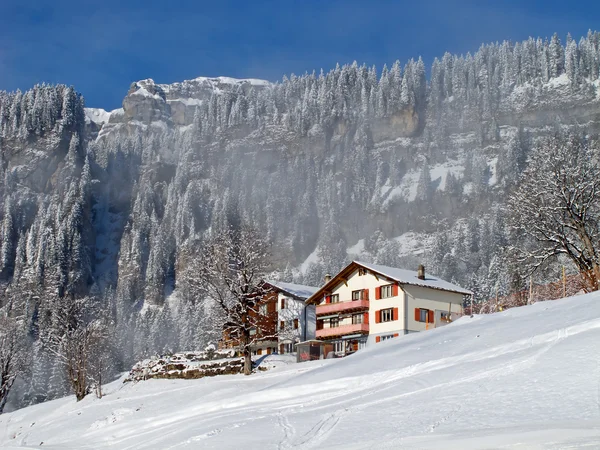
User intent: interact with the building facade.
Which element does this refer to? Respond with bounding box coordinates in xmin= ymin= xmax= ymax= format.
xmin=219 ymin=281 xmax=318 ymax=356
xmin=219 ymin=291 xmax=279 ymax=354
xmin=306 ymin=261 xmax=470 ymax=357
xmin=268 ymin=281 xmax=318 ymax=355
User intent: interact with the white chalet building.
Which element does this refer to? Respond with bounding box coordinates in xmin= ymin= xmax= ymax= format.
xmin=266 ymin=280 xmax=318 ymax=355
xmin=305 ymin=261 xmax=471 ymax=356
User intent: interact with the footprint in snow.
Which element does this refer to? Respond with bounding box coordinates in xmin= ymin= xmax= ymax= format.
xmin=189 ymin=429 xmax=222 ymax=441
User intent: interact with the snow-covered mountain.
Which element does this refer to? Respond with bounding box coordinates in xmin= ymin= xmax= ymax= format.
xmin=2 ymin=31 xmax=600 ymax=409
xmin=1 ymin=292 xmax=599 ymax=449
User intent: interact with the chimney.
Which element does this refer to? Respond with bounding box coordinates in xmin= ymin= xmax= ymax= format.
xmin=324 ymin=273 xmax=332 ymax=284
xmin=417 ymin=264 xmax=425 ymax=280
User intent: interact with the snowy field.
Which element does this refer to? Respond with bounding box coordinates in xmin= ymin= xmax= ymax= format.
xmin=2 ymin=293 xmax=600 ymax=449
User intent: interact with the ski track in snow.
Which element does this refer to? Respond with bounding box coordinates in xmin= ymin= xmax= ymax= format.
xmin=293 ymin=409 xmax=347 ymax=449
xmin=277 ymin=411 xmax=295 ymax=450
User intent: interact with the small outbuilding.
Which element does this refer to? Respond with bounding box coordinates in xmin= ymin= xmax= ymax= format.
xmin=296 ymin=340 xmax=334 ymax=362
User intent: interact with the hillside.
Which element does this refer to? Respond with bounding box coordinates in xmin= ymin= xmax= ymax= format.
xmin=1 ymin=293 xmax=599 ymax=449
xmin=2 ymin=31 xmax=600 ymax=409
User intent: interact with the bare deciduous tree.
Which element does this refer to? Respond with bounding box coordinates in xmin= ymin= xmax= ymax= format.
xmin=507 ymin=133 xmax=600 ymax=291
xmin=198 ymin=226 xmax=274 ymax=375
xmin=0 ymin=315 xmax=25 ymax=413
xmin=43 ymin=296 xmax=110 ymax=401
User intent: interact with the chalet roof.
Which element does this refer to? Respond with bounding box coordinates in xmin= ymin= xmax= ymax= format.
xmin=265 ymin=280 xmax=319 ymax=301
xmin=356 ymin=261 xmax=472 ymax=296
xmin=306 ymin=260 xmax=471 ymax=304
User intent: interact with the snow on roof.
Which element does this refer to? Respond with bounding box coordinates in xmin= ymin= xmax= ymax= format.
xmin=355 ymin=261 xmax=472 ymax=295
xmin=266 ymin=280 xmax=319 ymax=300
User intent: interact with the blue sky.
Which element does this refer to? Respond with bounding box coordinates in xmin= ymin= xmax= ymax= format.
xmin=0 ymin=0 xmax=597 ymax=110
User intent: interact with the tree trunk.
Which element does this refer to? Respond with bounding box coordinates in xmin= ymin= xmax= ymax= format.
xmin=71 ymin=362 xmax=88 ymax=401
xmin=582 ymin=263 xmax=600 ymax=292
xmin=96 ymin=374 xmax=103 ymax=399
xmin=574 ymin=223 xmax=600 ymax=291
xmin=0 ymin=374 xmax=15 ymax=414
xmin=0 ymin=391 xmax=8 ymax=414
xmin=243 ymin=346 xmax=252 ymax=375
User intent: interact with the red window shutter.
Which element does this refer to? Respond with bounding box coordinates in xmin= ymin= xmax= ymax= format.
xmin=326 ymin=295 xmax=331 ymax=304
xmin=393 ymin=333 xmax=399 ymax=337
xmin=281 ymin=299 xmax=285 ymax=309
xmin=392 ymin=284 xmax=398 ymax=297
xmin=375 ymin=287 xmax=381 ymax=300
xmin=375 ymin=311 xmax=381 ymax=323
xmin=363 ymin=289 xmax=369 ymax=300
xmin=393 ymin=307 xmax=399 ymax=321
xmin=279 ymin=344 xmax=284 ymax=354
xmin=363 ymin=312 xmax=369 ymax=324
xmin=428 ymin=310 xmax=434 ymax=324
xmin=280 ymin=321 xmax=285 ymax=330
xmin=376 ymin=336 xmax=381 ymax=343
xmin=294 ymin=319 xmax=299 ymax=329
xmin=414 ymin=308 xmax=420 ymax=322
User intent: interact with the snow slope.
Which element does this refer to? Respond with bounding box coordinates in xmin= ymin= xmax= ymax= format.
xmin=2 ymin=293 xmax=600 ymax=449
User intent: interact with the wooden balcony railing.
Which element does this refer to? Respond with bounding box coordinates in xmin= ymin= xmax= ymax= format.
xmin=316 ymin=299 xmax=369 ymax=316
xmin=316 ymin=323 xmax=369 ymax=339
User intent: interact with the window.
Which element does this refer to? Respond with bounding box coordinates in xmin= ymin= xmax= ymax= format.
xmin=284 ymin=342 xmax=295 ymax=354
xmin=330 ymin=294 xmax=340 ymax=303
xmin=380 ymin=308 xmax=393 ymax=322
xmin=417 ymin=308 xmax=430 ymax=323
xmin=380 ymin=284 xmax=394 ymax=299
xmin=352 ymin=314 xmax=363 ymax=324
xmin=280 ymin=298 xmax=286 ymax=309
xmin=330 ymin=317 xmax=340 ymax=328
xmin=381 ymin=334 xmax=394 ymax=341
xmin=333 ymin=341 xmax=344 ymax=354
xmin=352 ymin=290 xmax=365 ymax=301
xmin=249 ymin=327 xmax=257 ymax=336
xmin=293 ymin=318 xmax=299 ymax=329
xmin=358 ymin=267 xmax=367 ymax=276
xmin=279 ymin=320 xmax=285 ymax=330
xmin=259 ymin=303 xmax=268 ymax=315
xmin=414 ymin=308 xmax=434 ymax=323
xmin=287 ymin=319 xmax=294 ymax=330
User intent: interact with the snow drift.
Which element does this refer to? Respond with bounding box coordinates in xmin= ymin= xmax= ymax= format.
xmin=1 ymin=292 xmax=600 ymax=449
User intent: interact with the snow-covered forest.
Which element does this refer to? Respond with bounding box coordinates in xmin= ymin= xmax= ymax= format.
xmin=1 ymin=31 xmax=600 ymax=409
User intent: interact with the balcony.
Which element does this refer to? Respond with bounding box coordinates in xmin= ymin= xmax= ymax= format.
xmin=316 ymin=299 xmax=369 ymax=316
xmin=316 ymin=323 xmax=369 ymax=339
